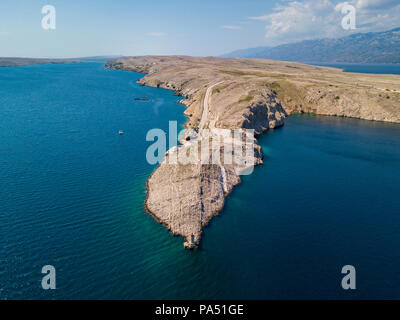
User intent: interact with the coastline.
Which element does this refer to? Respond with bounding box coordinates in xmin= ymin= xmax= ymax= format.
xmin=106 ymin=56 xmax=400 ymax=248
xmin=108 ymin=60 xmax=284 ymax=248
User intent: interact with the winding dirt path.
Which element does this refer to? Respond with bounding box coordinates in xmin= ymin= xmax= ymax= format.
xmin=199 ymin=81 xmax=223 ymax=130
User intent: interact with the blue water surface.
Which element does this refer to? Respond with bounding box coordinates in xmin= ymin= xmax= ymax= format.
xmin=309 ymin=62 xmax=400 ymax=75
xmin=1 ymin=63 xmax=400 ymax=299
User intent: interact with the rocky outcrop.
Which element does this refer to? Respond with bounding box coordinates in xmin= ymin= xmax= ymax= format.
xmin=146 ymin=160 xmax=242 ymax=249
xmin=241 ymin=92 xmax=288 ymax=133
xmin=145 ymin=124 xmax=273 ymax=248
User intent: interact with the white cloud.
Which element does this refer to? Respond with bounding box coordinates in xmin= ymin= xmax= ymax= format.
xmin=349 ymin=0 xmax=400 ymax=29
xmin=250 ymin=0 xmax=400 ymax=45
xmin=250 ymin=0 xmax=339 ymax=44
xmin=222 ymin=25 xmax=242 ymax=30
xmin=147 ymin=32 xmax=166 ymax=37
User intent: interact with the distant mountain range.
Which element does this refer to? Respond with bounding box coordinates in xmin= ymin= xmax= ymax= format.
xmin=0 ymin=56 xmax=122 ymax=67
xmin=78 ymin=55 xmax=123 ymax=62
xmin=222 ymin=28 xmax=400 ymax=64
xmin=0 ymin=58 xmax=79 ymax=67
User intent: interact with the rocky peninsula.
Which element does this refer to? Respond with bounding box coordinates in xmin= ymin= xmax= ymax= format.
xmin=106 ymin=56 xmax=400 ymax=248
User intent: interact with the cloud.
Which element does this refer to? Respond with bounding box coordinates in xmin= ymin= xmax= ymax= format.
xmin=250 ymin=0 xmax=400 ymax=45
xmin=250 ymin=0 xmax=338 ymax=44
xmin=222 ymin=25 xmax=242 ymax=30
xmin=147 ymin=32 xmax=166 ymax=37
xmin=0 ymin=31 xmax=9 ymax=36
xmin=350 ymin=0 xmax=400 ymax=29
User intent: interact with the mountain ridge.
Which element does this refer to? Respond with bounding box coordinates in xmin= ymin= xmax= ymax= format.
xmin=222 ymin=28 xmax=400 ymax=64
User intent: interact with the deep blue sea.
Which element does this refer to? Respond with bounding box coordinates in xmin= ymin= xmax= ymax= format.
xmin=309 ymin=62 xmax=400 ymax=75
xmin=1 ymin=63 xmax=400 ymax=299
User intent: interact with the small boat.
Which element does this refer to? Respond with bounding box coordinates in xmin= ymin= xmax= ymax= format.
xmin=118 ymin=130 xmax=124 ymax=135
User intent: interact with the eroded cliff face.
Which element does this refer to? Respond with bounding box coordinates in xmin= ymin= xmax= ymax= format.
xmin=241 ymin=92 xmax=287 ymax=133
xmin=106 ymin=56 xmax=400 ymax=248
xmin=146 ymin=160 xmax=242 ymax=249
xmin=144 ymin=96 xmax=282 ymax=248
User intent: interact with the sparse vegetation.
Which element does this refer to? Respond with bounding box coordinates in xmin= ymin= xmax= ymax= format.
xmin=219 ymin=69 xmax=248 ymax=77
xmin=212 ymin=83 xmax=230 ymax=95
xmin=269 ymin=80 xmax=306 ymax=108
xmin=219 ymin=69 xmax=284 ymax=78
xmin=271 ymin=82 xmax=281 ymax=90
xmin=238 ymin=94 xmax=254 ymax=104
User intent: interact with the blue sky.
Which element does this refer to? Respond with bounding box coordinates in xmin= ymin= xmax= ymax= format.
xmin=0 ymin=0 xmax=399 ymax=58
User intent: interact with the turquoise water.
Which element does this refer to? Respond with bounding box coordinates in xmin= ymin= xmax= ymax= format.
xmin=1 ymin=63 xmax=400 ymax=299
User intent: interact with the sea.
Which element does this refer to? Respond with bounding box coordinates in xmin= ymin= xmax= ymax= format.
xmin=310 ymin=62 xmax=400 ymax=75
xmin=1 ymin=62 xmax=399 ymax=299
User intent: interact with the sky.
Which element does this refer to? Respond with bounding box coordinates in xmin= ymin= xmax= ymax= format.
xmin=0 ymin=0 xmax=399 ymax=58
